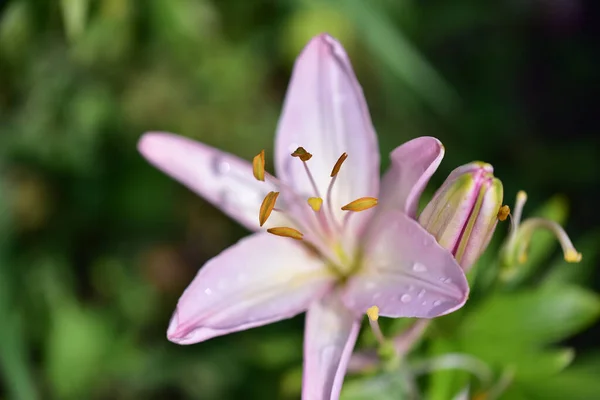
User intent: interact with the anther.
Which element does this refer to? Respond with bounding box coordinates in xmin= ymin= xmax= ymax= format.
xmin=267 ymin=227 xmax=304 ymax=240
xmin=497 ymin=205 xmax=510 ymax=221
xmin=252 ymin=150 xmax=265 ymax=181
xmin=259 ymin=191 xmax=279 ymax=227
xmin=366 ymin=305 xmax=385 ymax=345
xmin=291 ymin=147 xmax=313 ymax=162
xmin=330 ymin=152 xmax=348 ymax=177
xmin=564 ymin=249 xmax=582 ymax=263
xmin=341 ymin=197 xmax=378 ymax=212
xmin=307 ymin=197 xmax=323 ymax=212
xmin=366 ymin=306 xmax=379 ymax=322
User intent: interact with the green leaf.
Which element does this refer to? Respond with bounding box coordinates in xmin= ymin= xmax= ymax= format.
xmin=424 ymin=338 xmax=469 ymax=400
xmin=341 ymin=373 xmax=409 ymax=400
xmin=46 ymin=305 xmax=114 ymax=399
xmin=458 ymin=285 xmax=600 ymax=353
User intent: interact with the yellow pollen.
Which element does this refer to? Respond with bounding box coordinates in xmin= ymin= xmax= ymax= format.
xmin=366 ymin=305 xmax=379 ymax=321
xmin=497 ymin=205 xmax=510 ymax=221
xmin=291 ymin=147 xmax=313 ymax=161
xmin=518 ymin=252 xmax=528 ymax=264
xmin=517 ymin=190 xmax=528 ymax=202
xmin=267 ymin=227 xmax=303 ymax=240
xmin=330 ymin=152 xmax=348 ymax=177
xmin=252 ymin=150 xmax=266 ymax=181
xmin=341 ymin=197 xmax=378 ymax=212
xmin=307 ymin=197 xmax=323 ymax=212
xmin=259 ymin=191 xmax=279 ymax=227
xmin=564 ymin=249 xmax=582 ymax=263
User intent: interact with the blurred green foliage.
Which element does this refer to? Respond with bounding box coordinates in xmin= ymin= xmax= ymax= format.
xmin=0 ymin=0 xmax=598 ymax=399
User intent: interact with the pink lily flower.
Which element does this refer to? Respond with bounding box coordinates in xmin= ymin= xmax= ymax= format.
xmin=138 ymin=33 xmax=468 ymax=399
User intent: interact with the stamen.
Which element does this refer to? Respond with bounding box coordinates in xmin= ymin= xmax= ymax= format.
xmin=291 ymin=147 xmax=313 ymax=161
xmin=497 ymin=205 xmax=510 ymax=221
xmin=366 ymin=305 xmax=385 ymax=345
xmin=366 ymin=305 xmax=379 ymax=321
xmin=290 ymin=146 xmax=322 ymax=201
xmin=505 ymin=191 xmax=528 ymax=258
xmin=258 ymin=191 xmax=279 ymax=227
xmin=517 ymin=217 xmax=582 ymax=264
xmin=330 ymin=152 xmax=348 ymax=177
xmin=307 ymin=197 xmax=323 ymax=212
xmin=513 ymin=191 xmax=528 ymax=227
xmin=341 ymin=197 xmax=378 ymax=212
xmin=252 ymin=150 xmax=265 ymax=181
xmin=324 ymin=152 xmax=349 ymax=233
xmin=267 ymin=227 xmax=304 ymax=240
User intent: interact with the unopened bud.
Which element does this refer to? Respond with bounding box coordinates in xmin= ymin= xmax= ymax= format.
xmin=419 ymin=162 xmax=503 ymax=271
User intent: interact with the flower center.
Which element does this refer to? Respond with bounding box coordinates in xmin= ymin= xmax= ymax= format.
xmin=251 ymin=147 xmax=378 ymax=274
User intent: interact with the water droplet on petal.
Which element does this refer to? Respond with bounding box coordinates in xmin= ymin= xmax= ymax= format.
xmin=444 ymin=278 xmax=452 ymax=284
xmin=204 ymin=288 xmax=212 ymax=295
xmin=422 ymin=301 xmax=427 ymax=306
xmin=418 ymin=289 xmax=426 ymax=298
xmin=413 ymin=263 xmax=427 ymax=272
xmin=218 ymin=161 xmax=231 ymax=174
xmin=433 ymin=300 xmax=442 ymax=306
xmin=400 ymin=294 xmax=412 ymax=303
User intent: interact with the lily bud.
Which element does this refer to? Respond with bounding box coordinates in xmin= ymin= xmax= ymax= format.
xmin=419 ymin=162 xmax=503 ymax=271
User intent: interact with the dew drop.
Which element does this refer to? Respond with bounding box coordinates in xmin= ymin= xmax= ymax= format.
xmin=418 ymin=289 xmax=426 ymax=298
xmin=433 ymin=300 xmax=442 ymax=306
xmin=443 ymin=278 xmax=452 ymax=284
xmin=400 ymin=294 xmax=412 ymax=303
xmin=204 ymin=288 xmax=213 ymax=296
xmin=422 ymin=301 xmax=427 ymax=306
xmin=413 ymin=263 xmax=427 ymax=272
xmin=218 ymin=161 xmax=231 ymax=174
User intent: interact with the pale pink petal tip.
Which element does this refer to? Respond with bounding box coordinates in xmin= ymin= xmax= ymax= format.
xmin=166 ymin=233 xmax=334 ymax=345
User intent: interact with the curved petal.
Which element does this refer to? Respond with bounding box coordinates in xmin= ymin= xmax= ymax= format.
xmin=342 ymin=210 xmax=468 ymax=318
xmin=302 ymin=292 xmax=360 ymax=400
xmin=379 ymin=137 xmax=445 ymax=218
xmin=167 ymin=233 xmax=334 ymax=344
xmin=274 ymin=34 xmax=380 ymax=212
xmin=138 ymin=132 xmax=286 ymax=231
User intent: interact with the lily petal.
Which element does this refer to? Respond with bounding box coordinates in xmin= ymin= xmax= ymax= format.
xmin=379 ymin=137 xmax=445 ymax=218
xmin=167 ymin=233 xmax=334 ymax=344
xmin=275 ymin=34 xmax=380 ymax=210
xmin=342 ymin=210 xmax=468 ymax=318
xmin=303 ymin=292 xmax=360 ymax=400
xmin=138 ymin=132 xmax=286 ymax=231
